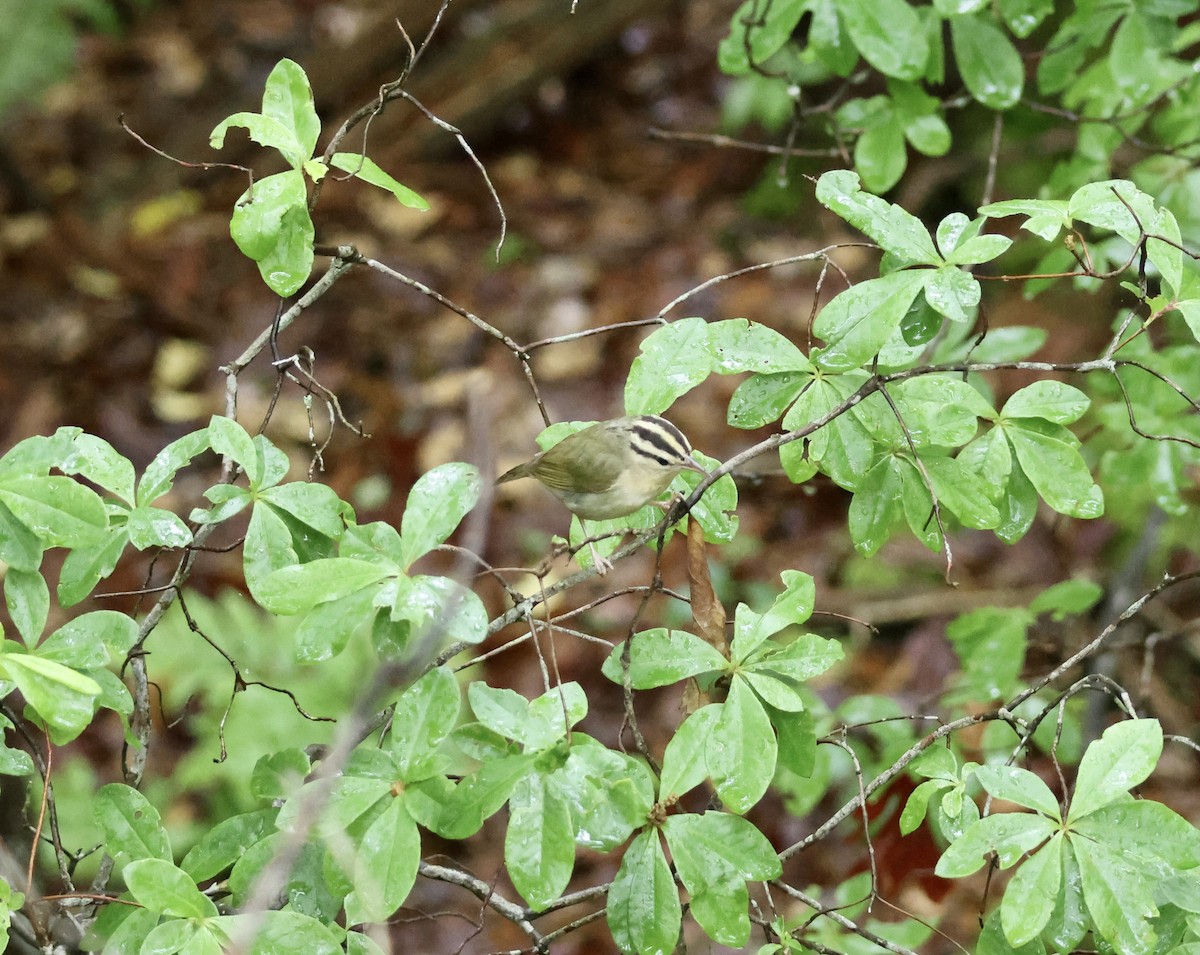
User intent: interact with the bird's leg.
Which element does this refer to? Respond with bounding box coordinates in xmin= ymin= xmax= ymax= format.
xmin=580 ymin=520 xmax=613 ymax=576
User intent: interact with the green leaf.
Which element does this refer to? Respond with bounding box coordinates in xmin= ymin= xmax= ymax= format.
xmin=923 ymin=266 xmax=980 ymax=323
xmin=705 ymin=319 xmax=811 ymax=374
xmin=893 ymin=376 xmax=993 ymax=447
xmin=1074 ymin=799 xmax=1200 ymax=870
xmin=59 ymin=433 xmax=136 ymax=504
xmin=93 ymin=783 xmax=172 ymax=868
xmin=935 ymin=813 xmax=1056 ymax=876
xmin=659 ymin=704 xmax=721 ymax=800
xmin=0 ymin=500 xmax=44 ymax=573
xmin=386 ymin=574 xmax=488 ymax=649
xmin=39 ymin=610 xmax=137 ymax=668
xmin=260 ymin=58 xmax=320 ymax=164
xmin=388 ymin=665 xmax=459 ymax=781
xmin=665 ymin=811 xmax=781 ymax=881
xmin=211 ymin=112 xmax=307 ymax=168
xmin=1002 ymin=381 xmax=1090 ymax=424
xmin=523 ymin=682 xmax=588 ymax=751
xmin=607 ymin=830 xmax=681 ymax=955
xmin=727 ymin=371 xmax=809 ymax=429
xmin=4 ymin=568 xmax=47 ymax=645
xmin=839 ymin=0 xmax=929 ymax=80
xmin=745 ymin=633 xmax=844 ymax=688
xmin=467 ymin=682 xmax=531 ymax=742
xmin=1073 ymin=837 xmax=1158 ymax=955
xmin=0 ymin=475 xmax=108 ymax=547
xmin=950 ymin=14 xmax=1024 ymax=109
xmin=854 ymin=109 xmax=907 ymax=193
xmin=1068 ymin=719 xmax=1162 ymax=820
xmin=975 ymin=765 xmax=1061 ymax=820
xmin=258 ymin=482 xmax=347 ymax=539
xmin=948 ymin=606 xmax=1030 ymax=699
xmin=1004 ymin=419 xmax=1104 ymax=519
xmin=138 ymin=428 xmax=211 ymax=506
xmin=625 ymin=318 xmax=713 ymax=414
xmin=1001 ymin=833 xmax=1063 ymax=946
xmin=1029 ymin=579 xmax=1103 ymax=619
xmin=747 ymin=570 xmax=817 ymax=642
xmin=717 ymin=0 xmax=807 ymax=74
xmin=124 ymin=858 xmax=218 ymax=919
xmin=223 ymin=911 xmax=342 ymax=954
xmin=710 ymin=678 xmax=776 ymax=813
xmin=814 ymin=271 xmax=931 ymax=372
xmin=228 ymin=170 xmax=314 ymax=296
xmin=345 ymin=796 xmax=419 ymax=925
xmin=126 ymin=506 xmax=193 ymax=550
xmin=601 ymin=629 xmax=727 ymax=689
xmin=250 ymin=749 xmax=311 ymax=802
xmin=255 ymin=559 xmax=390 ymax=615
xmin=0 ymin=652 xmax=99 ymax=738
xmin=207 ymin=416 xmax=258 ymax=483
xmin=815 ymin=170 xmax=941 ymax=265
xmin=182 ymin=809 xmax=276 ymax=881
xmin=849 ymin=456 xmax=903 ymax=556
xmin=1068 ymin=179 xmax=1157 ymax=245
xmin=329 ymin=153 xmax=429 ymax=210
xmin=506 ymin=774 xmax=575 ymax=909
xmin=398 ymin=462 xmax=481 ymax=570
xmin=979 ymin=198 xmax=1070 ymax=241
xmin=435 ymin=754 xmax=535 ymax=840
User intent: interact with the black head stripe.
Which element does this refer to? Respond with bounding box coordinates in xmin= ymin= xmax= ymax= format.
xmin=631 ymin=417 xmax=691 ymax=466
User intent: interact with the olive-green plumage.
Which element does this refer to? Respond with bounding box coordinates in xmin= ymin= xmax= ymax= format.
xmin=497 ymin=415 xmax=705 ymax=521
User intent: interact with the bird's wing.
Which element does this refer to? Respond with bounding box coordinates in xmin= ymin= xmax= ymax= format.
xmin=531 ymin=425 xmax=623 ymax=494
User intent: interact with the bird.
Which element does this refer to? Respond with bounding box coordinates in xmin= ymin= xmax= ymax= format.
xmin=497 ymin=414 xmax=707 ymax=573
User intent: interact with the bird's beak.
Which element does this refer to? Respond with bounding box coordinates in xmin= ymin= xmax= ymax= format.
xmin=684 ymin=458 xmax=709 ymax=476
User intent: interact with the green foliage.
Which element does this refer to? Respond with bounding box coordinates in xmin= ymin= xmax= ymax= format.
xmin=210 ymin=59 xmax=428 ymax=295
xmin=7 ymin=19 xmax=1200 ymax=955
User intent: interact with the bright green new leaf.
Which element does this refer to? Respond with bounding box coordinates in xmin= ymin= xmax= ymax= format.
xmin=93 ymin=783 xmax=172 ymax=869
xmin=1029 ymin=578 xmax=1103 ymax=619
xmin=979 ymin=198 xmax=1070 ymax=241
xmin=0 ymin=499 xmax=44 ymax=573
xmin=124 ymin=858 xmax=219 ymax=919
xmin=602 ymin=628 xmax=727 ymax=688
xmin=38 ymin=610 xmax=137 ymax=668
xmin=716 ymin=0 xmax=806 ymax=74
xmin=607 ymin=830 xmax=681 ymax=955
xmin=665 ymin=811 xmax=781 ymax=882
xmin=1068 ymin=179 xmax=1157 ymax=246
xmin=854 ymin=108 xmax=907 ymax=193
xmin=435 ymin=754 xmax=535 ymax=840
xmin=329 ymin=153 xmax=429 ymax=210
xmin=258 ymin=482 xmax=347 ymax=539
xmin=210 ymin=112 xmax=307 ymax=169
xmin=206 ymin=415 xmax=258 ymax=483
xmin=387 ymin=574 xmax=488 ymax=648
xmin=137 ymin=427 xmax=211 ymax=506
xmin=397 ymin=462 xmax=481 ymax=570
xmin=260 ymin=58 xmax=320 ymax=164
xmin=951 ymin=15 xmax=1024 ymax=109
xmin=625 ymin=318 xmax=712 ymax=414
xmin=1073 ymin=799 xmax=1200 ymax=870
xmin=1068 ymin=719 xmax=1162 ymax=820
